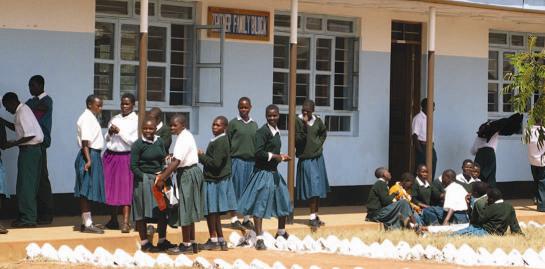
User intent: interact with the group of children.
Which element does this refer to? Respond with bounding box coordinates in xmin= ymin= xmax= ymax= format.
xmin=366 ymin=159 xmax=523 ymax=237
xmin=73 ymin=95 xmax=331 ymax=253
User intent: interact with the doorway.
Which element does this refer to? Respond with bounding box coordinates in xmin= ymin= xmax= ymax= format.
xmin=388 ymin=21 xmax=422 ymax=180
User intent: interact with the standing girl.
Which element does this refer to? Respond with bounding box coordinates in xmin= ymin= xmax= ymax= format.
xmin=295 ymin=99 xmax=329 ymax=229
xmin=130 ymin=117 xmax=175 ymax=252
xmin=198 ymin=116 xmax=236 ymax=251
xmin=156 ymin=114 xmax=205 ymax=255
xmin=103 ymin=93 xmax=139 ymax=233
xmin=238 ymin=104 xmax=292 ymax=250
xmin=227 ymin=97 xmax=258 ymax=230
xmin=74 ymin=95 xmax=105 ymax=234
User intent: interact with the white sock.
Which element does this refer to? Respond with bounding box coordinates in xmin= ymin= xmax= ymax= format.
xmin=141 ymin=239 xmax=149 ymax=246
xmin=210 ymin=237 xmax=218 ymax=243
xmin=158 ymin=238 xmax=166 ymax=244
xmin=231 ymin=216 xmax=238 ymax=223
xmin=277 ymin=229 xmax=286 ymax=235
xmin=256 ymin=235 xmax=264 ymax=240
xmin=183 ymin=242 xmax=191 ymax=247
xmin=82 ymin=212 xmax=92 ymax=227
xmin=310 ymin=213 xmax=317 ymax=220
xmin=243 ymin=215 xmax=250 ymax=222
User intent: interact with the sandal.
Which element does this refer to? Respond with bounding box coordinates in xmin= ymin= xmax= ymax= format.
xmin=121 ymin=222 xmax=131 ymax=233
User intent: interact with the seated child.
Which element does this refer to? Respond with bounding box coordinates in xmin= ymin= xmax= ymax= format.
xmin=454 ymin=188 xmax=522 ymax=236
xmin=389 ymin=173 xmax=421 ymax=213
xmin=423 ymin=169 xmax=469 ymax=225
xmin=455 ymin=159 xmax=480 ymax=192
xmin=468 ymin=181 xmax=489 ymax=225
xmin=472 ymin=162 xmax=481 ymax=180
xmin=366 ymin=167 xmax=414 ymax=230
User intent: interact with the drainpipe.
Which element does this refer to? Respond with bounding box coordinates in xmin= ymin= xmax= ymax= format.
xmin=137 ymin=0 xmax=148 ymax=132
xmin=426 ymin=7 xmax=436 ymax=182
xmin=288 ymin=0 xmax=298 ymax=221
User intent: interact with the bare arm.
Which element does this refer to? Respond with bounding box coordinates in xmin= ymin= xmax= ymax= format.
xmin=442 ymin=209 xmax=454 ymax=225
xmin=81 ymin=141 xmax=92 ymax=171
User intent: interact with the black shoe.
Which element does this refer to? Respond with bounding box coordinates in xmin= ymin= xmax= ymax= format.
xmin=219 ymin=241 xmax=228 ymax=251
xmin=156 ymin=240 xmax=176 ymax=251
xmin=146 ymin=225 xmax=155 ymax=243
xmin=166 ymin=244 xmax=194 ymax=255
xmin=309 ymin=219 xmax=320 ymax=228
xmin=0 ymin=224 xmax=8 ymax=234
xmin=275 ymin=231 xmax=289 ymax=240
xmin=255 ymin=239 xmax=266 ymax=250
xmin=316 ymin=216 xmax=325 ymax=226
xmin=192 ymin=242 xmax=199 ymax=254
xmin=11 ymin=220 xmax=36 ymax=228
xmin=104 ymin=219 xmax=119 ymax=230
xmin=200 ymin=239 xmax=220 ymax=251
xmin=141 ymin=242 xmax=160 ymax=253
xmin=81 ymin=224 xmax=104 ymax=234
xmin=242 ymin=220 xmax=255 ymax=230
xmin=230 ymin=220 xmax=245 ymax=230
xmin=37 ymin=217 xmax=53 ymax=225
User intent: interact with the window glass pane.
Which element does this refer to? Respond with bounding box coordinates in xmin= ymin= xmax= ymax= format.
xmin=297 ymin=37 xmax=310 ymax=70
xmin=325 ymin=115 xmax=351 ymax=132
xmin=488 ymin=83 xmax=498 ymax=112
xmin=148 ymin=26 xmax=166 ymax=62
xmin=327 ymin=19 xmax=353 ymax=33
xmin=274 ymin=14 xmax=300 ymax=28
xmin=94 ymin=63 xmax=114 ymax=100
xmin=503 ymin=52 xmax=515 ymax=78
xmin=121 ymin=24 xmax=139 ymax=61
xmin=489 ymin=32 xmax=507 ymax=45
xmin=316 ymin=38 xmax=332 ymax=71
xmin=511 ymin=34 xmax=524 ymax=47
xmin=503 ymin=89 xmax=513 ymax=112
xmin=161 ymin=5 xmax=192 ymax=20
xmin=273 ymin=72 xmax=288 ymax=105
xmin=95 ymin=22 xmax=115 ymax=60
xmin=135 ymin=1 xmax=155 ymax=16
xmin=488 ymin=51 xmax=498 ymax=80
xmin=98 ymin=110 xmax=120 ymax=128
xmin=96 ymin=0 xmax=128 ymax=15
xmin=334 ymin=37 xmax=356 ymax=111
xmin=296 ymin=74 xmax=309 ymax=105
xmin=536 ymin=36 xmax=545 ymax=48
xmin=120 ymin=64 xmax=137 ymax=97
xmin=274 ymin=35 xmax=289 ymax=69
xmin=306 ymin=17 xmax=322 ymax=31
xmin=148 ymin=66 xmax=165 ymax=101
xmin=170 ymin=24 xmax=193 ymax=106
xmin=315 ymin=75 xmax=330 ymax=106
xmin=278 ymin=113 xmax=288 ymax=130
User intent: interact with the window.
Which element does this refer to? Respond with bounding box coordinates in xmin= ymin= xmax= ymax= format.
xmin=94 ymin=0 xmax=194 ymax=121
xmin=273 ymin=13 xmax=358 ymax=133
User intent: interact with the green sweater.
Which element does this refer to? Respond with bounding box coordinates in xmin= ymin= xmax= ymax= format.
xmin=412 ymin=178 xmax=432 ymax=206
xmin=198 ymin=134 xmax=231 ymax=181
xmin=295 ymin=116 xmax=327 ymax=159
xmin=254 ymin=124 xmax=281 ymax=171
xmin=366 ymin=180 xmax=396 ymax=214
xmin=430 ymin=179 xmax=446 ymax=206
xmin=228 ymin=118 xmax=258 ymax=160
xmin=130 ymin=138 xmax=166 ymax=180
xmin=156 ymin=122 xmax=171 ymax=152
xmin=476 ymin=201 xmax=522 ymax=235
xmin=470 ymin=195 xmax=488 ymax=225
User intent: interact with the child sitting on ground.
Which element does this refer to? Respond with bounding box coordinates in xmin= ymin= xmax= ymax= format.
xmin=468 ymin=181 xmax=489 ymax=225
xmin=456 ymin=159 xmax=480 ymax=192
xmin=423 ymin=169 xmax=469 ymax=225
xmin=366 ymin=167 xmax=414 ymax=230
xmin=389 ymin=172 xmax=423 ymax=225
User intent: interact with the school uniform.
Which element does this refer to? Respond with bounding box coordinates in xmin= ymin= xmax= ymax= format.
xmin=156 ymin=121 xmax=171 ymax=153
xmin=389 ymin=182 xmax=423 ymax=225
xmin=13 ymin=103 xmax=44 ymax=225
xmin=469 ymin=194 xmax=487 ymax=225
xmin=228 ymin=116 xmax=258 ymax=199
xmin=199 ymin=133 xmax=237 ymax=215
xmin=454 ymin=199 xmax=522 ymax=236
xmin=130 ymin=136 xmax=166 ymax=221
xmin=412 ymin=111 xmax=437 ymax=179
xmin=238 ymin=124 xmax=292 ymax=219
xmin=295 ymin=114 xmax=330 ymax=201
xmin=365 ymin=178 xmax=413 ymax=230
xmin=74 ymin=109 xmax=105 ymax=203
xmin=170 ymin=129 xmax=205 ymax=227
xmin=424 ymin=182 xmax=468 ymax=225
xmin=0 ymin=121 xmax=7 ymax=198
xmin=26 ymin=92 xmax=54 ymax=222
xmin=455 ymin=173 xmax=480 ymax=193
xmin=527 ymin=125 xmax=545 ymax=212
xmin=103 ymin=111 xmax=138 ymax=206
xmin=471 ymin=133 xmax=499 ymax=187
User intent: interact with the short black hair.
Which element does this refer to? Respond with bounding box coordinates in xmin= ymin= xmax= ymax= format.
xmin=416 ymin=164 xmax=427 ymax=172
xmin=487 ymin=188 xmax=503 ymax=201
xmin=462 ymin=159 xmax=474 ymax=167
xmin=85 ymin=94 xmax=101 ymax=107
xmin=266 ymin=104 xmax=279 ymax=114
xmin=374 ymin=167 xmax=387 ymax=179
xmin=121 ymin=93 xmax=136 ymax=104
xmin=302 ymin=99 xmax=315 ymax=109
xmin=142 ymin=116 xmax=158 ymax=127
xmin=421 ymin=98 xmax=428 ymax=109
xmin=443 ymin=169 xmax=456 ymax=179
xmin=472 ymin=182 xmax=488 ymax=197
xmin=214 ymin=115 xmax=228 ymax=126
xmin=2 ymin=92 xmax=19 ymax=105
xmin=171 ymin=113 xmax=187 ymax=126
xmin=400 ymin=172 xmax=415 ymax=183
xmin=473 ymin=162 xmax=481 ymax=169
xmin=29 ymin=75 xmax=45 ymax=89
xmin=239 ymin=97 xmax=252 ymax=105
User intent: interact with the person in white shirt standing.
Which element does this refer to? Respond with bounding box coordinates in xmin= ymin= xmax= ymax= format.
xmin=103 ymin=93 xmax=139 ymax=233
xmin=471 ymin=122 xmax=499 ymax=187
xmin=412 ymin=98 xmax=437 ymax=180
xmin=1 ymin=92 xmax=44 ymax=228
xmin=527 ymin=122 xmax=545 ymax=212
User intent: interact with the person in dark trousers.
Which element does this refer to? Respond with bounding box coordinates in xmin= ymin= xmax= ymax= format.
xmin=412 ymin=98 xmax=437 ymax=179
xmin=2 ymin=92 xmax=44 ymax=228
xmin=0 ymin=105 xmax=9 ymax=234
xmin=527 ymin=122 xmax=545 ymax=212
xmin=25 ymin=75 xmax=54 ymax=224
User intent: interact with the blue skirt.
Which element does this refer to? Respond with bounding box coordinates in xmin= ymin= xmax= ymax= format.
xmin=231 ymin=158 xmax=255 ymax=199
xmin=296 ymin=154 xmax=330 ymax=200
xmin=74 ymin=149 xmax=105 ymax=203
xmin=204 ymin=176 xmax=237 ymax=215
xmin=0 ymin=159 xmax=7 ymax=197
xmin=238 ymin=169 xmax=292 ymax=219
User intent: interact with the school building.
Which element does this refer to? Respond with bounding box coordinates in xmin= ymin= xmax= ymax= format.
xmin=1 ymin=0 xmax=545 ymax=212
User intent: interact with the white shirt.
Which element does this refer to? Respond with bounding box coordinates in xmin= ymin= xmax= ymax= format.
xmin=76 ymin=109 xmax=104 ymax=150
xmin=157 ymin=121 xmax=163 ymax=131
xmin=415 ymin=176 xmax=430 ymax=188
xmin=443 ymin=182 xmax=468 ymax=212
xmin=105 ymin=112 xmax=138 ymax=152
xmin=211 ymin=132 xmax=226 ymax=142
xmin=470 ymin=132 xmax=499 ymax=155
xmin=412 ymin=111 xmax=431 ymax=142
xmin=527 ymin=125 xmax=545 ymax=167
xmin=14 ymin=103 xmax=44 ymax=145
xmin=142 ymin=135 xmax=159 ymax=144
xmin=172 ymin=129 xmax=199 ymax=168
xmin=267 ymin=123 xmax=280 ymax=161
xmin=38 ymin=92 xmax=47 ymax=100
xmin=298 ymin=114 xmax=316 ymax=126
xmin=237 ymin=115 xmax=254 ymax=124
xmin=455 ymin=173 xmax=480 ymax=184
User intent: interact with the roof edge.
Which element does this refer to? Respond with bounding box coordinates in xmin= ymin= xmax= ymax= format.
xmin=408 ymin=0 xmax=545 ymax=15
